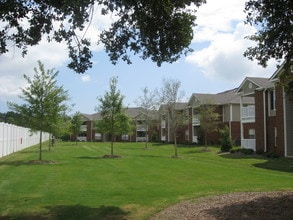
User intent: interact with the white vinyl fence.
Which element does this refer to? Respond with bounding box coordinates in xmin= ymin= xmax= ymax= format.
xmin=0 ymin=122 xmax=50 ymax=158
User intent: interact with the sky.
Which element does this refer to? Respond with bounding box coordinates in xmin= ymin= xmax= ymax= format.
xmin=0 ymin=0 xmax=278 ymax=114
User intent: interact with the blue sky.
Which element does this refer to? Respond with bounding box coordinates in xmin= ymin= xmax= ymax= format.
xmin=0 ymin=0 xmax=278 ymax=114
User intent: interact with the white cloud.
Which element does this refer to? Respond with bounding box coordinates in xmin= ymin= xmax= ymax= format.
xmin=81 ymin=74 xmax=91 ymax=82
xmin=186 ymin=0 xmax=277 ymax=83
xmin=0 ymin=4 xmax=114 ymax=100
xmin=0 ymin=39 xmax=68 ymax=99
xmin=192 ymin=0 xmax=246 ymax=42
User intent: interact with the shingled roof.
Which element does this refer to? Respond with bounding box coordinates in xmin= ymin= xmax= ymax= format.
xmin=188 ymin=88 xmax=251 ymax=106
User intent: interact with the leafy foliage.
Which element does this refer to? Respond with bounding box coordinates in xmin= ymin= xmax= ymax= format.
xmin=219 ymin=126 xmax=232 ymax=152
xmin=197 ymin=103 xmax=219 ymax=149
xmin=70 ymin=111 xmax=83 ymax=144
xmin=135 ymin=87 xmax=158 ymax=148
xmin=158 ymin=78 xmax=186 ymax=157
xmin=244 ymin=0 xmax=292 ymax=66
xmin=95 ymin=77 xmax=133 ymax=156
xmin=8 ymin=61 xmax=69 ymax=160
xmin=0 ymin=0 xmax=206 ymax=73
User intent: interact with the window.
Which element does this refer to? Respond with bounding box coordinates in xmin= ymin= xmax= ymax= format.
xmin=274 ymin=127 xmax=277 ymax=147
xmin=248 ymin=129 xmax=255 ymax=139
xmin=269 ymin=90 xmax=276 ymax=111
xmin=193 ymin=107 xmax=199 ymax=116
xmin=161 ymin=128 xmax=166 ymax=136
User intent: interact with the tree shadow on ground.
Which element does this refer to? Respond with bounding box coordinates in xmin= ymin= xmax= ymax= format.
xmin=205 ymin=194 xmax=293 ymax=220
xmin=220 ymin=153 xmax=293 ymax=173
xmin=0 ymin=204 xmax=129 ymax=220
xmin=0 ymin=160 xmax=57 ymax=166
xmin=253 ymin=158 xmax=293 ymax=173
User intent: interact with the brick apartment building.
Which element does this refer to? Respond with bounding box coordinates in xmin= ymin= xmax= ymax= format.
xmin=237 ymin=63 xmax=293 ymax=157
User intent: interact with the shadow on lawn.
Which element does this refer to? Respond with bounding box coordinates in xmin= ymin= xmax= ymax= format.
xmin=220 ymin=153 xmax=293 ymax=173
xmin=0 ymin=204 xmax=129 ymax=220
xmin=0 ymin=160 xmax=56 ymax=166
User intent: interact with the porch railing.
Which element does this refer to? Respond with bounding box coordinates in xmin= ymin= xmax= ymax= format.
xmin=241 ymin=139 xmax=256 ymax=151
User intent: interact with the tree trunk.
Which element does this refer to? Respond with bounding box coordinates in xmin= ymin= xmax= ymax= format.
xmin=174 ymin=130 xmax=178 ymax=157
xmin=111 ymin=135 xmax=114 ymax=156
xmin=205 ymin=131 xmax=208 ymax=150
xmin=39 ymin=130 xmax=43 ymax=161
xmin=145 ymin=131 xmax=148 ymax=149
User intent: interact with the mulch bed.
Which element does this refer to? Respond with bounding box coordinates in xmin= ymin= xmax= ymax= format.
xmin=150 ymin=191 xmax=293 ymax=220
xmin=27 ymin=160 xmax=57 ymax=164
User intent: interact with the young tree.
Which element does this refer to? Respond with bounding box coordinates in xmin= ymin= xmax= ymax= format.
xmin=8 ymin=61 xmax=69 ymax=161
xmin=0 ymin=0 xmax=206 ymax=73
xmin=135 ymin=87 xmax=158 ymax=149
xmin=158 ymin=78 xmax=185 ymax=157
xmin=244 ymin=0 xmax=292 ymax=67
xmin=197 ymin=103 xmax=220 ymax=150
xmin=70 ymin=112 xmax=83 ymax=145
xmin=95 ymin=77 xmax=132 ymax=157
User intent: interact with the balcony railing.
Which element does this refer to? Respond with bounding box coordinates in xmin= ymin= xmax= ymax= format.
xmin=241 ymin=106 xmax=255 ymax=122
xmin=161 ymin=120 xmax=166 ymax=128
xmin=241 ymin=139 xmax=256 ymax=151
xmin=192 ymin=117 xmax=200 ymax=126
xmin=80 ymin=125 xmax=87 ymax=131
xmin=136 ymin=124 xmax=147 ymax=131
xmin=136 ymin=137 xmax=147 ymax=142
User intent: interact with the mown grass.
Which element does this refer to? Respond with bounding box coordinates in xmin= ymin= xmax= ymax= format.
xmin=0 ymin=141 xmax=292 ymax=219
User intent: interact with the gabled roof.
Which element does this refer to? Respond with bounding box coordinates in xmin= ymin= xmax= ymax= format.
xmin=81 ymin=107 xmax=158 ymax=121
xmin=81 ymin=112 xmax=101 ymax=121
xmin=124 ymin=107 xmax=142 ymax=118
xmin=159 ymin=102 xmax=188 ymax=111
xmin=188 ymin=88 xmax=247 ymax=106
xmin=236 ymin=77 xmax=274 ymax=95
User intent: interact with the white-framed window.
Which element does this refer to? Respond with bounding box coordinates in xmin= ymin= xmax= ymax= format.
xmin=269 ymin=89 xmax=276 ymax=111
xmin=248 ymin=129 xmax=255 ymax=139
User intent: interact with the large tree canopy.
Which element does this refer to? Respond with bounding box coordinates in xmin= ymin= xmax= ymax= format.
xmin=0 ymin=0 xmax=206 ymax=73
xmin=244 ymin=0 xmax=292 ymax=66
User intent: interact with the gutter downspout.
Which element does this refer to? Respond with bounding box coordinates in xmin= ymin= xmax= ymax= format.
xmin=283 ymin=87 xmax=287 ymax=157
xmin=240 ymin=96 xmax=243 ymax=148
xmin=263 ymin=89 xmax=267 ymax=152
xmin=229 ymin=104 xmax=233 ymax=138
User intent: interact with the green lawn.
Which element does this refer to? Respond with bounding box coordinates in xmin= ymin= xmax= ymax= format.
xmin=0 ymin=142 xmax=292 ymax=219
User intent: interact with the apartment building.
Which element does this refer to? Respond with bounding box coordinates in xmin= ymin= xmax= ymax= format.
xmin=237 ymin=63 xmax=293 ymax=157
xmin=72 ymin=107 xmax=158 ymax=142
xmin=185 ymin=88 xmax=253 ymax=145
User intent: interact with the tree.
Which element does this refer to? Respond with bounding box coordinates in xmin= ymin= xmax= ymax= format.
xmin=0 ymin=0 xmax=206 ymax=73
xmin=244 ymin=0 xmax=292 ymax=67
xmin=135 ymin=87 xmax=158 ymax=149
xmin=95 ymin=77 xmax=132 ymax=157
xmin=197 ymin=103 xmax=219 ymax=150
xmin=70 ymin=111 xmax=83 ymax=145
xmin=8 ymin=61 xmax=69 ymax=160
xmin=158 ymin=78 xmax=185 ymax=157
xmin=219 ymin=126 xmax=233 ymax=152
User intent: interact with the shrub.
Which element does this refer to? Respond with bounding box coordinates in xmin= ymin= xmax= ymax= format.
xmin=219 ymin=126 xmax=232 ymax=152
xmin=241 ymin=148 xmax=254 ymax=155
xmin=264 ymin=151 xmax=280 ymax=158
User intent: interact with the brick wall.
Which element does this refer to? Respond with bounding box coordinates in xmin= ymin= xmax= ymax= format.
xmin=275 ymin=85 xmax=285 ymax=156
xmin=255 ymin=90 xmax=265 ymax=152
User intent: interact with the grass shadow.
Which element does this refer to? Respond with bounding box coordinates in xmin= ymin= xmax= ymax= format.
xmin=0 ymin=160 xmax=57 ymax=166
xmin=75 ymin=156 xmax=101 ymax=160
xmin=253 ymin=158 xmax=293 ymax=173
xmin=219 ymin=153 xmax=262 ymax=159
xmin=0 ymin=204 xmax=129 ymax=220
xmin=220 ymin=153 xmax=293 ymax=173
